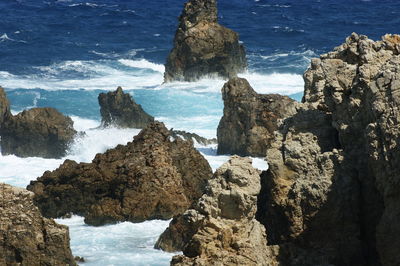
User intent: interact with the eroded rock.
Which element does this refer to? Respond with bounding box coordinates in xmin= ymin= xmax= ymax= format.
xmin=257 ymin=33 xmax=400 ymax=265
xmin=28 ymin=122 xmax=212 ymax=226
xmin=164 ymin=0 xmax=247 ymax=82
xmin=217 ymin=77 xmax=299 ymax=156
xmin=155 ymin=156 xmax=279 ymax=265
xmin=0 ymin=96 xmax=76 ymax=158
xmin=98 ymin=86 xmax=154 ymax=128
xmin=0 ymin=183 xmax=76 ymax=266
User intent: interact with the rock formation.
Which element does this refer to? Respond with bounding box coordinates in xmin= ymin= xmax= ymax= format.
xmin=0 ymin=183 xmax=76 ymax=266
xmin=155 ymin=156 xmax=279 ymax=265
xmin=28 ymin=122 xmax=212 ymax=226
xmin=170 ymin=129 xmax=217 ymax=146
xmin=256 ymin=33 xmax=400 ymax=265
xmin=98 ymin=86 xmax=154 ymax=128
xmin=0 ymin=87 xmax=11 ymax=126
xmin=0 ymin=88 xmax=76 ymax=158
xmin=164 ymin=0 xmax=247 ymax=82
xmin=217 ymin=77 xmax=298 ymax=157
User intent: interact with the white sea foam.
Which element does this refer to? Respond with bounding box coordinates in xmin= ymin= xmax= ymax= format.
xmin=68 ymin=116 xmax=141 ymax=163
xmin=0 ymin=33 xmax=27 ymax=43
xmin=1 ymin=59 xmax=164 ymax=90
xmin=118 ymin=59 xmax=165 ymax=73
xmin=239 ymin=72 xmax=304 ymax=95
xmin=56 ymin=216 xmax=175 ymax=266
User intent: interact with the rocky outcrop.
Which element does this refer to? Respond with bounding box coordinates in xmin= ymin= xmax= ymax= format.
xmin=28 ymin=122 xmax=212 ymax=226
xmin=170 ymin=129 xmax=217 ymax=146
xmin=256 ymin=33 xmax=400 ymax=265
xmin=164 ymin=0 xmax=247 ymax=82
xmin=0 ymin=183 xmax=76 ymax=266
xmin=0 ymin=87 xmax=11 ymax=126
xmin=155 ymin=156 xmax=279 ymax=265
xmin=0 ymin=88 xmax=76 ymax=158
xmin=98 ymin=86 xmax=154 ymax=128
xmin=217 ymin=77 xmax=299 ymax=157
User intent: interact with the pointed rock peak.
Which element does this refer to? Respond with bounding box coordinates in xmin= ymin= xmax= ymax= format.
xmin=116 ymin=86 xmax=124 ymax=94
xmin=0 ymin=86 xmax=11 ymax=124
xmin=134 ymin=121 xmax=171 ymax=140
xmin=180 ymin=0 xmax=217 ymax=28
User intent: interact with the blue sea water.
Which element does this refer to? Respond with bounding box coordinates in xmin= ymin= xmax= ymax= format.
xmin=0 ymin=0 xmax=399 ymax=265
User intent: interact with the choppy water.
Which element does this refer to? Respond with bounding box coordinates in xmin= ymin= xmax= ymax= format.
xmin=1 ymin=0 xmax=399 ymax=264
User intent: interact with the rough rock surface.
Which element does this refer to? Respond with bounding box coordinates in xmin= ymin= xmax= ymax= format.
xmin=170 ymin=129 xmax=217 ymax=146
xmin=164 ymin=0 xmax=247 ymax=82
xmin=0 ymin=88 xmax=76 ymax=158
xmin=155 ymin=156 xmax=279 ymax=265
xmin=256 ymin=33 xmax=400 ymax=265
xmin=98 ymin=86 xmax=154 ymax=128
xmin=217 ymin=77 xmax=299 ymax=156
xmin=28 ymin=122 xmax=212 ymax=226
xmin=0 ymin=87 xmax=11 ymax=126
xmin=0 ymin=183 xmax=76 ymax=266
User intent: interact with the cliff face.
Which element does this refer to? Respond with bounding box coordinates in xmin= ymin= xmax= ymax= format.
xmin=257 ymin=33 xmax=400 ymax=265
xmin=98 ymin=87 xmax=154 ymax=128
xmin=28 ymin=122 xmax=212 ymax=226
xmin=0 ymin=183 xmax=76 ymax=266
xmin=164 ymin=0 xmax=247 ymax=82
xmin=156 ymin=156 xmax=279 ymax=266
xmin=217 ymin=78 xmax=299 ymax=156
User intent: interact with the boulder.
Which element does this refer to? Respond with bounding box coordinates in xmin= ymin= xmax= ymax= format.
xmin=0 ymin=102 xmax=77 ymax=158
xmin=98 ymin=86 xmax=154 ymax=128
xmin=28 ymin=122 xmax=212 ymax=226
xmin=257 ymin=33 xmax=400 ymax=265
xmin=217 ymin=77 xmax=299 ymax=156
xmin=0 ymin=183 xmax=76 ymax=266
xmin=164 ymin=0 xmax=247 ymax=82
xmin=155 ymin=156 xmax=279 ymax=265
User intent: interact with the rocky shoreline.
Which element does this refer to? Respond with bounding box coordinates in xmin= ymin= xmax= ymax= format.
xmin=1 ymin=0 xmax=400 ymax=265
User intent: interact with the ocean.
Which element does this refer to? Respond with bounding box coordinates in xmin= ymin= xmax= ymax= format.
xmin=0 ymin=0 xmax=399 ymax=265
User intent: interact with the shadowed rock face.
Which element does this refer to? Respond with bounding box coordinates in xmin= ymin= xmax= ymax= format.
xmin=28 ymin=122 xmax=212 ymax=226
xmin=164 ymin=0 xmax=247 ymax=82
xmin=0 ymin=87 xmax=11 ymax=126
xmin=98 ymin=86 xmax=154 ymax=128
xmin=217 ymin=77 xmax=299 ymax=157
xmin=0 ymin=87 xmax=76 ymax=158
xmin=155 ymin=156 xmax=279 ymax=265
xmin=0 ymin=183 xmax=76 ymax=266
xmin=256 ymin=33 xmax=400 ymax=265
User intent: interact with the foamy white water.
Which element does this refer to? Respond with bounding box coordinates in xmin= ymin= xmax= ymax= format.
xmin=56 ymin=216 xmax=175 ymax=266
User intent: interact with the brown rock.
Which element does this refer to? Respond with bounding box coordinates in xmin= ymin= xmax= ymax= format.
xmin=0 ymin=183 xmax=76 ymax=266
xmin=257 ymin=33 xmax=400 ymax=265
xmin=217 ymin=77 xmax=299 ymax=156
xmin=28 ymin=122 xmax=212 ymax=226
xmin=98 ymin=86 xmax=154 ymax=128
xmin=1 ymin=106 xmax=77 ymax=159
xmin=155 ymin=156 xmax=279 ymax=265
xmin=164 ymin=0 xmax=247 ymax=82
xmin=0 ymin=87 xmax=11 ymax=126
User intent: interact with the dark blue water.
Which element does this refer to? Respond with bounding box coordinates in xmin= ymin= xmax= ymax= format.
xmin=1 ymin=0 xmax=399 ymax=74
xmin=1 ymin=0 xmax=399 ymax=130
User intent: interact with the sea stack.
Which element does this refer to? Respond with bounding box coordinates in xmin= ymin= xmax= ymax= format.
xmin=98 ymin=87 xmax=154 ymax=128
xmin=0 ymin=87 xmax=76 ymax=158
xmin=217 ymin=77 xmax=298 ymax=156
xmin=164 ymin=0 xmax=247 ymax=82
